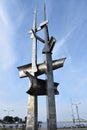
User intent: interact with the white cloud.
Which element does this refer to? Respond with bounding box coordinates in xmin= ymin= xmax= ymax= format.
xmin=0 ymin=2 xmax=16 ymax=71
xmin=53 ymin=28 xmax=74 ymax=55
xmin=0 ymin=5 xmax=10 ymax=28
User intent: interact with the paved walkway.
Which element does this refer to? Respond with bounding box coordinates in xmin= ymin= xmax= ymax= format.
xmin=38 ymin=128 xmax=87 ymax=130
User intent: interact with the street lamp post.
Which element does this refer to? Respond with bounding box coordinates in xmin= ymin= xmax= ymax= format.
xmin=73 ymin=103 xmax=81 ymax=126
xmin=4 ymin=110 xmax=14 ymax=123
xmin=76 ymin=104 xmax=80 ymax=126
xmin=70 ymin=99 xmax=75 ymax=124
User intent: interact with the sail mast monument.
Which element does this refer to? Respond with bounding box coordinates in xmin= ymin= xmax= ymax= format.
xmin=17 ymin=3 xmax=66 ymax=130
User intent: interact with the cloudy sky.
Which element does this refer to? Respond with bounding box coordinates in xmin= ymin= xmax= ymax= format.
xmin=0 ymin=0 xmax=87 ymax=122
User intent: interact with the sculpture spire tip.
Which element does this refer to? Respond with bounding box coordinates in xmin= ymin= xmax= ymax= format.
xmin=44 ymin=2 xmax=47 ymax=20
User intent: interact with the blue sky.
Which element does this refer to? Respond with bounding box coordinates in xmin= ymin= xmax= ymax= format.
xmin=0 ymin=0 xmax=87 ymax=122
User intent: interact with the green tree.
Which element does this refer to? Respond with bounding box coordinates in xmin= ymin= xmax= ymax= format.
xmin=3 ymin=116 xmax=14 ymax=123
xmin=14 ymin=116 xmax=19 ymax=122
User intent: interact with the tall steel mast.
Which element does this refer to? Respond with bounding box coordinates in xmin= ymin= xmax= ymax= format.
xmin=43 ymin=4 xmax=57 ymax=130
xmin=26 ymin=8 xmax=38 ymax=130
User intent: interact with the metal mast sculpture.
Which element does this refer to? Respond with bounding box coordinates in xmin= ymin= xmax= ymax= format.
xmin=17 ymin=4 xmax=66 ymax=130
